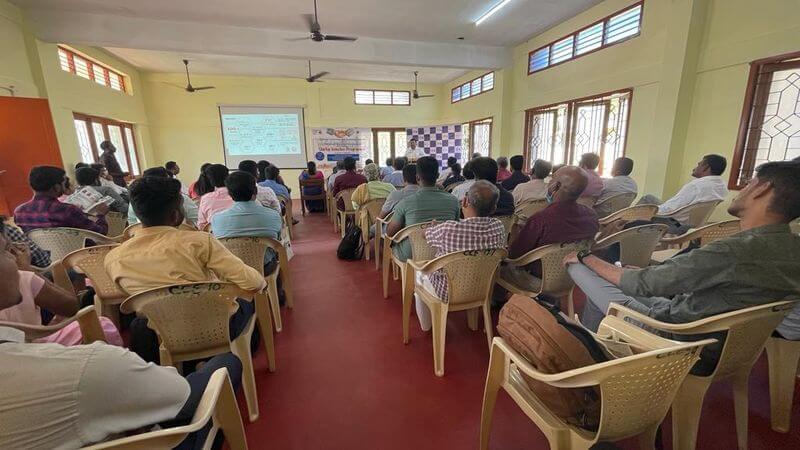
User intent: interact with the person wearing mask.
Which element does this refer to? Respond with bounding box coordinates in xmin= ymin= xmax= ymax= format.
xmin=332 ymin=157 xmax=368 ymax=210
xmin=98 ymin=141 xmax=128 ymax=187
xmin=71 ymin=167 xmax=129 ymax=213
xmin=469 ymin=157 xmax=515 ymax=217
xmin=14 ymin=166 xmax=108 ymax=234
xmin=383 ymin=157 xmax=408 ymax=188
xmin=500 ymin=155 xmax=531 ymax=192
xmin=513 ymin=159 xmax=552 ymax=205
xmin=496 ymin=156 xmax=512 ymax=182
xmin=442 ymin=163 xmax=466 ymax=190
xmin=578 ymin=153 xmax=604 ymax=199
xmin=299 ymin=161 xmax=326 ymax=212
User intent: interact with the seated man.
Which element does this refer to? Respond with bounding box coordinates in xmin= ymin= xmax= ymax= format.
xmin=578 ymin=153 xmax=604 ymax=199
xmin=383 ymin=157 xmax=407 ymax=188
xmin=106 ymin=176 xmax=266 ymax=362
xmin=567 ymin=160 xmax=800 ymax=369
xmin=500 ymin=155 xmax=531 ymax=192
xmin=387 ymin=156 xmax=460 ymax=262
xmin=258 ymin=164 xmax=291 ymax=199
xmin=128 ymin=167 xmax=199 ymax=227
xmin=442 ymin=163 xmax=465 ymax=189
xmin=378 ymin=164 xmax=418 ymax=219
xmin=14 ymin=166 xmax=109 ymax=234
xmin=436 ymin=156 xmax=458 ymax=184
xmin=196 ymin=164 xmax=232 ymax=231
xmin=501 ymin=166 xmax=599 ymax=291
xmin=451 ymin=161 xmax=477 ymax=201
xmin=328 ymin=160 xmax=346 ymax=190
xmin=237 ymin=160 xmax=282 ymax=210
xmin=351 ymin=163 xmax=396 ymax=209
xmin=638 ymin=154 xmax=728 ymax=225
xmin=415 ymin=181 xmax=507 ymax=330
xmin=381 ymin=157 xmax=395 ymax=179
xmin=0 ymin=228 xmax=243 ymax=450
xmin=72 ymin=166 xmax=129 ymax=213
xmin=90 ymin=163 xmax=130 ymax=202
xmin=332 ymin=157 xmax=367 ymax=210
xmin=470 ymin=157 xmax=515 ymax=217
xmin=597 ymin=157 xmax=638 ymax=204
xmin=513 ymin=159 xmax=551 ymax=205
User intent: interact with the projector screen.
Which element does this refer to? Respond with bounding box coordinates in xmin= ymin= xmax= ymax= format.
xmin=219 ymin=105 xmax=308 ymax=169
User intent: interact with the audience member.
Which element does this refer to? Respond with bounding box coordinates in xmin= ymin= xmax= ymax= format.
xmin=387 ymin=156 xmax=460 ymax=261
xmin=258 ymin=165 xmax=290 ymax=200
xmin=638 ymin=154 xmax=728 ymax=225
xmin=72 ymin=167 xmax=129 ymax=213
xmin=513 ymin=159 xmax=551 ymax=205
xmin=472 ymin=152 xmax=482 ymax=159
xmin=437 ymin=156 xmax=458 ymax=184
xmin=415 ymin=181 xmax=506 ymax=330
xmin=451 ymin=160 xmax=477 ymax=201
xmin=299 ymin=161 xmax=326 ymax=212
xmin=597 ymin=157 xmax=638 ymax=204
xmin=189 ymin=162 xmax=213 ymax=200
xmin=365 ymin=159 xmax=374 ymax=166
xmin=500 ymin=155 xmax=531 ymax=191
xmin=470 ymin=157 xmax=515 ymax=216
xmin=328 ymin=160 xmax=346 ymax=190
xmin=165 ymin=161 xmax=180 ymax=178
xmin=442 ymin=163 xmax=465 ymax=189
xmin=196 ymin=164 xmax=232 ymax=231
xmin=351 ymin=163 xmax=396 ymax=208
xmin=383 ymin=157 xmax=407 ymax=188
xmin=406 ymin=138 xmax=426 ymax=162
xmin=238 ymin=160 xmax=282 ymax=210
xmin=257 ymin=160 xmax=270 ymax=182
xmin=381 ymin=157 xmax=394 ymax=179
xmin=129 ymin=167 xmax=198 ymax=227
xmin=332 ymin=157 xmax=367 ymax=210
xmin=90 ymin=163 xmax=130 ymax=201
xmin=14 ymin=166 xmax=108 ymax=234
xmin=578 ymin=153 xmax=603 ymax=199
xmin=567 ymin=160 xmax=800 ymax=370
xmin=0 ymin=217 xmax=50 ymax=268
xmin=98 ymin=140 xmax=128 ymax=187
xmin=379 ymin=164 xmax=418 ymax=219
xmin=496 ymin=156 xmax=512 ymax=182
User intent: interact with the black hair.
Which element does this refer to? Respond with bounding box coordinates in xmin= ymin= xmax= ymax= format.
xmin=257 ymin=161 xmax=270 ymax=182
xmin=99 ymin=141 xmax=114 ymax=151
xmin=90 ymin=163 xmax=105 ymax=172
xmin=510 ymin=155 xmax=524 ymax=171
xmin=193 ymin=163 xmax=214 ymax=197
xmin=75 ymin=167 xmax=100 ymax=186
xmin=497 ymin=156 xmax=509 ymax=169
xmin=143 ymin=167 xmax=170 ymax=178
xmin=402 ymin=164 xmax=417 ymax=184
xmin=463 ymin=161 xmax=475 ymax=180
xmin=343 ymin=157 xmax=356 ymax=171
xmin=416 ymin=156 xmax=439 ymax=185
xmin=393 ymin=157 xmax=407 ymax=171
xmin=703 ymin=154 xmax=727 ymax=176
xmin=365 ymin=159 xmax=374 ymax=166
xmin=75 ymin=162 xmax=89 ymax=170
xmin=385 ymin=157 xmax=394 ymax=167
xmin=471 ymin=157 xmax=499 ymax=184
xmin=238 ymin=160 xmax=259 ymax=178
xmin=226 ymin=171 xmax=258 ymax=202
xmin=532 ymin=159 xmax=552 ymax=179
xmin=447 ymin=156 xmax=457 ymax=167
xmin=265 ymin=165 xmax=281 ymax=181
xmin=205 ymin=164 xmax=229 ymax=188
xmin=165 ymin=161 xmax=178 ymax=171
xmin=29 ymin=166 xmax=66 ymax=192
xmin=755 ymin=160 xmax=800 ymax=221
xmin=130 ymin=176 xmax=183 ymax=226
xmin=450 ymin=163 xmax=462 ymax=177
xmin=580 ymin=153 xmax=600 ymax=170
xmin=307 ymin=161 xmax=317 ymax=176
xmin=614 ymin=157 xmax=634 ymax=176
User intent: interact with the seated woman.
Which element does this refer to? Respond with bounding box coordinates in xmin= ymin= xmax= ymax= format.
xmin=299 ymin=161 xmax=326 ymax=212
xmin=188 ymin=162 xmax=213 ymax=200
xmin=351 ymin=163 xmax=396 ymax=210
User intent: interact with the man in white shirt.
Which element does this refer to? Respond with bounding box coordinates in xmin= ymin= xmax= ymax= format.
xmin=638 ymin=154 xmax=728 ymax=224
xmin=451 ymin=160 xmax=477 ymax=201
xmin=327 ymin=160 xmax=346 ymax=190
xmin=405 ymin=137 xmax=427 ymax=162
xmin=513 ymin=159 xmax=552 ymax=205
xmin=597 ymin=157 xmax=638 ymax=204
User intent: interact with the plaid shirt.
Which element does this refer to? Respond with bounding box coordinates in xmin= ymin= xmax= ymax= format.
xmin=13 ymin=195 xmax=108 ymax=235
xmin=424 ymin=217 xmax=506 ymax=302
xmin=2 ymin=224 xmax=51 ymax=268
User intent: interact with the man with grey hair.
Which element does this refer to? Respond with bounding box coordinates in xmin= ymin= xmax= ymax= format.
xmin=415 ymin=180 xmax=507 ymax=330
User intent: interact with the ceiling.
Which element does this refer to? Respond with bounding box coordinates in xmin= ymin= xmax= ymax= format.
xmin=15 ymin=0 xmax=603 ymax=83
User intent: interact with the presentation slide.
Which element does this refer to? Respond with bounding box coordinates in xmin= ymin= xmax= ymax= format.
xmin=218 ymin=105 xmax=308 ymax=169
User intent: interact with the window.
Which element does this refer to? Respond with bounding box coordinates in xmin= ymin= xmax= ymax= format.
xmin=730 ymin=52 xmax=800 ymax=189
xmin=58 ymin=46 xmax=127 ymax=93
xmin=354 ymin=89 xmax=410 ymax=106
xmin=524 ymin=89 xmax=631 ymax=177
xmin=370 ymin=128 xmax=407 ymax=162
xmin=73 ymin=113 xmax=141 ymax=176
xmin=528 ymin=2 xmax=643 ymax=74
xmin=462 ymin=118 xmax=493 ymax=158
xmin=451 ymin=72 xmax=495 ymax=104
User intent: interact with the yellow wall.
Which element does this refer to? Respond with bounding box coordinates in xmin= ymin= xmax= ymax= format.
xmin=0 ymin=1 xmax=41 ymax=98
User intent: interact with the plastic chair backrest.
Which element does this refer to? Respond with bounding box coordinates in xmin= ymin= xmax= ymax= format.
xmin=695 ymin=219 xmax=740 ymax=246
xmin=395 ymin=221 xmax=436 ymax=262
xmin=594 ymin=224 xmax=668 ymax=267
xmin=668 ymin=200 xmax=721 ymax=228
xmin=599 ymin=204 xmax=659 ymax=224
xmin=62 ymin=245 xmax=126 ymax=302
xmin=577 ymin=196 xmax=596 ymax=207
xmin=539 ymin=242 xmax=586 ymax=295
xmin=593 ymin=192 xmax=637 ymax=218
xmin=218 ymin=237 xmax=271 ymax=276
xmin=335 ymin=188 xmax=357 ymax=212
xmin=105 ymin=211 xmax=128 ymax=237
xmin=0 ymin=305 xmax=106 ymax=344
xmin=359 ymin=198 xmax=386 ymax=224
xmin=495 ymin=216 xmax=515 ymax=236
xmin=120 ymin=283 xmax=242 ymax=360
xmin=27 ymin=227 xmax=114 ymax=262
xmin=515 ymin=199 xmax=548 ymax=221
xmin=121 ymin=223 xmax=195 ymax=240
xmin=441 ymin=249 xmax=507 ymax=305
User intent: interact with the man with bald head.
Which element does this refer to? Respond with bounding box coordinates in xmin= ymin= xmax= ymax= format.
xmin=500 ymin=166 xmax=599 ymax=290
xmin=415 ymin=180 xmax=507 ymax=330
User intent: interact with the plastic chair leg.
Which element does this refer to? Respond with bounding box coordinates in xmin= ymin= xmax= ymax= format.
xmin=482 ymin=303 xmax=494 ymax=350
xmin=382 ymin=245 xmax=390 ymax=299
xmin=216 ymin=374 xmax=250 ymax=450
xmin=765 ymin=337 xmax=800 ymax=432
xmin=431 ymin=303 xmax=448 ymax=377
xmin=231 ymin=323 xmax=259 ymax=422
xmin=402 ymin=265 xmax=414 ymax=316
xmin=279 ymin=262 xmax=294 ymax=310
xmin=402 ymin=288 xmax=413 ymax=344
xmin=467 ymin=308 xmax=479 ymax=331
xmin=637 ymin=424 xmax=659 ymax=450
xmin=479 ymin=345 xmax=505 ymax=450
xmin=731 ymin=369 xmax=751 ymax=450
xmin=374 ymin=234 xmax=382 ymax=271
xmin=254 ymin=292 xmax=276 ymax=372
xmin=671 ymin=375 xmax=711 ymax=450
xmin=267 ymin=277 xmax=283 ymax=333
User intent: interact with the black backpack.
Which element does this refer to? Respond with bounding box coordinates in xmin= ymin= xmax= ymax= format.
xmin=337 ymin=223 xmax=363 ymax=260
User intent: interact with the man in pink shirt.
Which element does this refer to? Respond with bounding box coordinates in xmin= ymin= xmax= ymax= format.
xmin=579 ymin=153 xmax=604 ymax=199
xmin=196 ymin=164 xmax=234 ymax=230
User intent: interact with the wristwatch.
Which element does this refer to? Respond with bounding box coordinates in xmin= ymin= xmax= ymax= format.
xmin=576 ymin=249 xmax=592 ymax=264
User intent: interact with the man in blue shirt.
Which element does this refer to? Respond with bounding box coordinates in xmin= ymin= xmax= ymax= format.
xmin=383 ymin=157 xmax=407 ymax=188
xmin=258 ymin=165 xmax=290 ymax=199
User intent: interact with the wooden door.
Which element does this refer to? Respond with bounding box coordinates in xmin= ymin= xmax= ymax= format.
xmin=0 ymin=97 xmax=63 ymax=216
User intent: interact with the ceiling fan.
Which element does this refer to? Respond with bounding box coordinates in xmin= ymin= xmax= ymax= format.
xmin=287 ymin=0 xmax=358 ymax=43
xmin=305 ymin=61 xmax=329 ymax=83
xmin=179 ymin=59 xmax=214 ymax=93
xmin=413 ymin=71 xmax=435 ymax=99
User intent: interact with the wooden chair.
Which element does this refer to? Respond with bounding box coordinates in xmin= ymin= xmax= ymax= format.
xmin=407 ymin=248 xmax=507 ymax=376
xmin=607 ymin=299 xmax=799 ymax=450
xmin=593 ymin=192 xmax=637 ymax=218
xmin=764 ymin=335 xmax=800 ymax=433
xmin=356 ymin=198 xmax=386 ymax=261
xmin=334 ymin=188 xmax=357 ymax=237
xmin=592 ymin=224 xmax=668 ymax=267
xmin=277 ymin=194 xmax=293 ymax=239
xmin=61 ymin=245 xmax=127 ymax=324
xmin=480 ymin=330 xmax=715 ymax=450
xmin=598 ymin=204 xmax=659 ymax=225
xmin=382 ymin=222 xmax=436 ymax=307
xmin=496 ymin=242 xmax=587 ymax=318
xmin=82 ymin=368 xmax=247 ymax=450
xmin=121 ymin=282 xmax=261 ymax=422
xmin=27 ymin=227 xmax=116 ymax=263
xmin=105 ymin=211 xmax=128 ymax=237
xmin=651 ymin=219 xmax=740 ymax=263
xmin=299 ymin=178 xmax=327 ymax=216
xmin=655 ymin=200 xmax=722 ymax=229
xmin=0 ymin=305 xmax=106 ymax=344
xmin=373 ymin=212 xmax=393 ymax=271
xmin=121 ymin=222 xmax=196 ymax=240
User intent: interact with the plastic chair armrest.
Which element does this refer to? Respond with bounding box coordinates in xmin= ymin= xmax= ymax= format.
xmin=606 ymin=303 xmax=701 ymax=332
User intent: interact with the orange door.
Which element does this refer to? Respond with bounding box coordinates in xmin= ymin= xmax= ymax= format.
xmin=0 ymin=97 xmax=63 ymax=216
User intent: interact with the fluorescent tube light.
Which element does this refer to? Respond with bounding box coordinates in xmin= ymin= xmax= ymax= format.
xmin=475 ymin=0 xmax=513 ymax=26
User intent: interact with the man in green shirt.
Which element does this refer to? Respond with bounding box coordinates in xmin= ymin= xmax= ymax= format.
xmin=387 ymin=156 xmax=460 ymax=261
xmin=565 ymin=160 xmax=800 ymax=341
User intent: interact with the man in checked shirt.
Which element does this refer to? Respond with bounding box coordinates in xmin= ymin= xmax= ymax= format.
xmin=414 ymin=180 xmax=507 ymax=331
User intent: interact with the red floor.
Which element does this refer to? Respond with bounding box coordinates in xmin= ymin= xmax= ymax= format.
xmin=242 ymin=212 xmax=800 ymax=449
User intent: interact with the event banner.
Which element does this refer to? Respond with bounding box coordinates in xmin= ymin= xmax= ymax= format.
xmin=406 ymin=123 xmax=463 ymax=169
xmin=310 ymin=127 xmax=371 ymax=171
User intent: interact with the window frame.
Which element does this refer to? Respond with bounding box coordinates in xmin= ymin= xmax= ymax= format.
xmin=353 ymin=89 xmax=411 ymax=106
xmin=73 ymin=112 xmax=141 ymax=176
xmin=527 ymin=1 xmax=644 ymax=75
xmin=463 ymin=117 xmax=494 ymax=158
xmin=58 ymin=46 xmax=128 ymax=94
xmin=729 ymin=50 xmax=800 ymax=190
xmin=451 ymin=72 xmax=495 ymax=104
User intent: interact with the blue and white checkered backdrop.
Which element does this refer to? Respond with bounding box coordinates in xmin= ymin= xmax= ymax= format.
xmin=406 ymin=124 xmax=463 ymax=169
